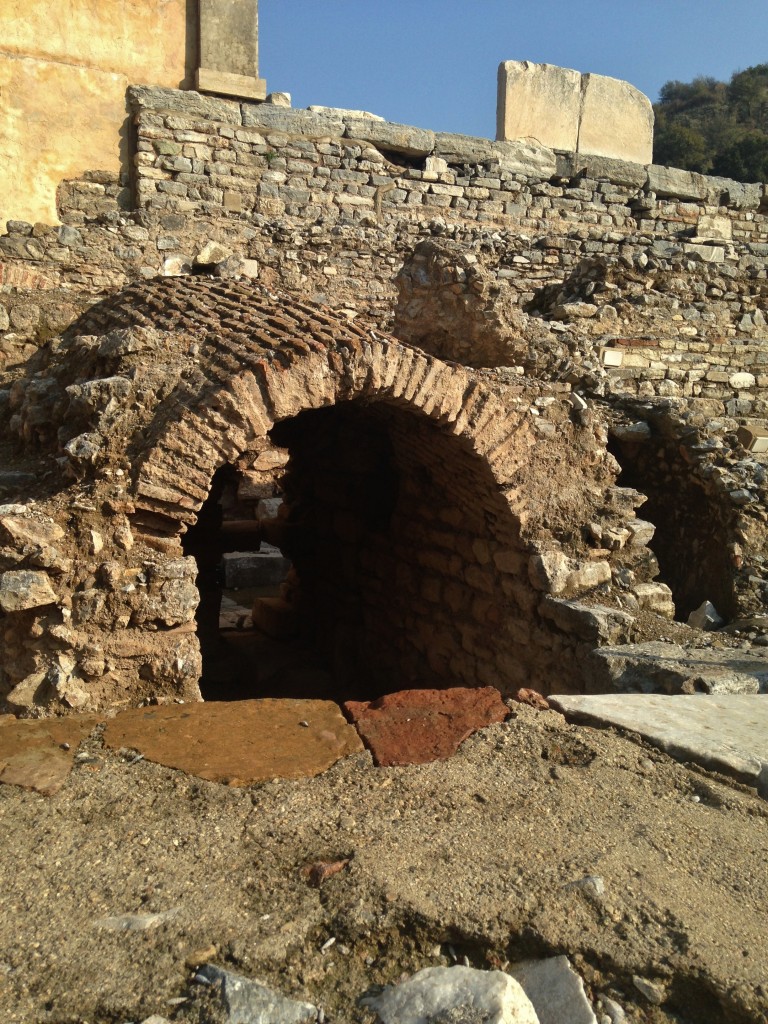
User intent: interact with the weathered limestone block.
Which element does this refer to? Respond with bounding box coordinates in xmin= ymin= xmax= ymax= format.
xmin=495 ymin=139 xmax=557 ymax=179
xmin=343 ymin=117 xmax=435 ymax=157
xmin=0 ymin=510 xmax=64 ymax=550
xmin=497 ymin=61 xmax=653 ymax=164
xmin=631 ymin=582 xmax=675 ymax=619
xmin=265 ymin=91 xmax=291 ymax=107
xmin=610 ymin=421 xmax=652 ymax=443
xmin=627 ymin=519 xmax=656 ymax=548
xmin=683 ymin=242 xmax=725 ymax=263
xmin=509 ymin=956 xmax=598 ymax=1024
xmin=701 ymin=175 xmax=763 ymax=209
xmin=557 ymin=152 xmax=647 ymax=188
xmin=0 ymin=570 xmax=56 ymax=612
xmin=310 ymin=104 xmax=383 ymax=121
xmin=195 ymin=964 xmax=318 ymax=1023
xmin=730 ymin=372 xmax=756 ymax=390
xmin=367 ymin=965 xmax=538 ymax=1024
xmin=131 ymin=558 xmax=199 ymax=628
xmin=196 ymin=0 xmax=266 ymax=100
xmin=497 ymin=61 xmax=581 ymax=151
xmin=696 ymin=214 xmax=733 ymax=242
xmin=128 ymin=86 xmax=241 ymax=124
xmin=688 ymin=600 xmax=725 ymax=631
xmin=646 ymin=165 xmax=707 ymax=201
xmin=528 ymin=552 xmax=612 ymax=595
xmin=241 ymin=103 xmax=344 ymax=137
xmin=434 ymin=132 xmax=501 ymax=164
xmin=590 ymin=642 xmax=768 ymax=695
xmin=540 ymin=596 xmax=634 ymax=643
xmin=66 ymin=375 xmax=133 ymax=424
xmin=578 ymin=72 xmax=654 ymax=164
xmin=98 ymin=326 xmax=164 ymax=358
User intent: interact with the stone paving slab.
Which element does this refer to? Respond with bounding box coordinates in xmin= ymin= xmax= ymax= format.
xmin=549 ymin=694 xmax=768 ymax=795
xmin=344 ymin=687 xmax=509 ymax=767
xmin=103 ymin=699 xmax=363 ymax=785
xmin=0 ymin=714 xmax=101 ymax=795
xmin=589 ymin=641 xmax=768 ymax=695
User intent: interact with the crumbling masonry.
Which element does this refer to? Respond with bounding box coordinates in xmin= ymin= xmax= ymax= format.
xmin=0 ymin=87 xmax=767 ymax=715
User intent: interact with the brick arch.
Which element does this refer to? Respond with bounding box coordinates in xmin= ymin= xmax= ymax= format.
xmin=78 ymin=276 xmax=592 ymax=696
xmin=126 ymin=283 xmax=536 ymax=533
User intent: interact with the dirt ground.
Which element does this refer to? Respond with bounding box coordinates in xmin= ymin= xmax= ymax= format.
xmin=0 ymin=703 xmax=766 ymax=1024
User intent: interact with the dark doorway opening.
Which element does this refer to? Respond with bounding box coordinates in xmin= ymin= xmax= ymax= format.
xmin=183 ymin=397 xmax=528 ymax=704
xmin=608 ymin=436 xmax=737 ymax=621
xmin=181 ymin=459 xmax=335 ymax=702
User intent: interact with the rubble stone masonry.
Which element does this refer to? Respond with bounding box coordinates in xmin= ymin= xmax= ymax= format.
xmin=0 ymin=88 xmax=766 ymax=715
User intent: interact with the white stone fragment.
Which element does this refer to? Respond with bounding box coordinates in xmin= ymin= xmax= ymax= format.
xmin=310 ymin=104 xmax=383 ymax=120
xmin=549 ymin=693 xmax=768 ymax=793
xmin=425 ymin=155 xmax=449 ymax=173
xmin=195 ymin=241 xmax=232 ymax=266
xmin=366 ymin=965 xmax=539 ymax=1024
xmin=196 ymin=964 xmax=318 ymax=1023
xmin=729 ymin=372 xmax=756 ymax=390
xmin=509 ymin=956 xmax=597 ymax=1024
xmin=0 ymin=569 xmax=56 ymax=612
xmin=96 ymin=909 xmax=178 ymax=931
xmin=632 ymin=976 xmax=666 ymax=1005
xmin=627 ymin=519 xmax=655 ymax=547
xmin=161 ymin=256 xmax=191 ymax=276
xmin=631 ymin=583 xmax=675 ymax=619
xmin=687 ymin=600 xmax=725 ymax=631
xmin=695 ymin=214 xmax=732 ymax=242
xmin=610 ymin=421 xmax=651 ymax=443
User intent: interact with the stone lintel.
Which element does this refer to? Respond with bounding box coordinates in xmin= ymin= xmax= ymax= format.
xmin=196 ymin=68 xmax=267 ymax=101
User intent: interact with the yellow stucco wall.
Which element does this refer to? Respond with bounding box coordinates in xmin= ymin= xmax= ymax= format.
xmin=0 ymin=0 xmax=196 ymax=226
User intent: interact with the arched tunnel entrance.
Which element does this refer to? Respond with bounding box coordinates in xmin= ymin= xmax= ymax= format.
xmin=182 ymin=397 xmax=530 ymax=704
xmin=608 ymin=433 xmax=738 ymax=621
xmin=117 ymin=276 xmax=619 ymax=711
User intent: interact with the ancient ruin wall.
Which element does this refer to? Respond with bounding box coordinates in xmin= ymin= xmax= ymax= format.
xmin=0 ymin=276 xmax=682 ymax=715
xmin=1 ymin=88 xmax=767 ymax=418
xmin=0 ymin=0 xmax=196 ymax=226
xmin=0 ymin=90 xmax=767 ymax=717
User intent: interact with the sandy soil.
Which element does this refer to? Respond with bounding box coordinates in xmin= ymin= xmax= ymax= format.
xmin=1 ymin=703 xmax=766 ymax=1024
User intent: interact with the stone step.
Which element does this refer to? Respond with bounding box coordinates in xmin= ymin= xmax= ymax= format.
xmin=549 ymin=693 xmax=768 ymax=797
xmin=222 ymin=546 xmax=291 ymax=588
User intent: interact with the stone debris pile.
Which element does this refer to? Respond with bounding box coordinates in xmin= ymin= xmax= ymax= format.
xmin=143 ymin=957 xmax=602 ymax=1024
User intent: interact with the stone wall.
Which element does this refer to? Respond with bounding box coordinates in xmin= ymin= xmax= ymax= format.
xmin=1 ymin=87 xmax=766 ymax=415
xmin=0 ymin=0 xmax=195 ymax=225
xmin=0 ymin=276 xmax=706 ymax=715
xmin=0 ymin=89 xmax=766 ymax=716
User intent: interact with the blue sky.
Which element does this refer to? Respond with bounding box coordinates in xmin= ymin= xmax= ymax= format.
xmin=260 ymin=1 xmax=768 ymax=139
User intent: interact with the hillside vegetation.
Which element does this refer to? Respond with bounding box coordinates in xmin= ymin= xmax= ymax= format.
xmin=653 ymin=63 xmax=768 ymax=182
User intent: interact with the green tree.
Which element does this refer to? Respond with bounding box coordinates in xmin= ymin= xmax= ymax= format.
xmin=727 ymin=65 xmax=768 ymax=124
xmin=713 ymin=130 xmax=768 ymax=181
xmin=653 ymin=64 xmax=768 ymax=181
xmin=654 ymin=120 xmax=711 ymax=173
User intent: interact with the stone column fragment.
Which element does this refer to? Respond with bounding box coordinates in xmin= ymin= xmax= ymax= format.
xmin=578 ymin=72 xmax=654 ymax=164
xmin=497 ymin=59 xmax=653 ymax=164
xmin=196 ymin=0 xmax=267 ymax=101
xmin=496 ymin=61 xmax=581 ymax=151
